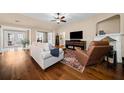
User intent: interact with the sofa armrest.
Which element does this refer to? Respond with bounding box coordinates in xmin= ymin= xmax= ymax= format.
xmin=30 ymin=45 xmax=44 ymax=57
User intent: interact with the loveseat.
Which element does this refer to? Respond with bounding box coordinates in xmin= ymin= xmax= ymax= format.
xmin=30 ymin=42 xmax=64 ymax=70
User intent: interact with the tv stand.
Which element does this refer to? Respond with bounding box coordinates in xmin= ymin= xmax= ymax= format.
xmin=65 ymin=40 xmax=86 ymax=50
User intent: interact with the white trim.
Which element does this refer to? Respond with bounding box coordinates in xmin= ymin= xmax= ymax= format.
xmin=1 ymin=25 xmax=30 ymax=31
xmin=29 ymin=30 xmax=32 ymax=45
xmin=97 ymin=33 xmax=124 ymax=37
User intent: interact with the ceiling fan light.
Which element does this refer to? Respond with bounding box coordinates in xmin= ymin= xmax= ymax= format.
xmin=56 ymin=19 xmax=60 ymax=23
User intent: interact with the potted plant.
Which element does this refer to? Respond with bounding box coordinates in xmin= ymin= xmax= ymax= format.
xmin=21 ymin=39 xmax=29 ymax=48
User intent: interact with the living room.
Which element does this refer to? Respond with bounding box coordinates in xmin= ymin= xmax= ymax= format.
xmin=1 ymin=0 xmax=124 ymax=93
xmin=0 ymin=13 xmax=124 ymax=80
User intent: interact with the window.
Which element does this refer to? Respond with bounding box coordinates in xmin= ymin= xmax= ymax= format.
xmin=15 ymin=32 xmax=25 ymax=45
xmin=36 ymin=32 xmax=43 ymax=42
xmin=48 ymin=32 xmax=53 ymax=44
xmin=36 ymin=31 xmax=53 ymax=44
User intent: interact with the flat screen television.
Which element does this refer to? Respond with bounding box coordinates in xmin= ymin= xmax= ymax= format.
xmin=70 ymin=31 xmax=83 ymax=39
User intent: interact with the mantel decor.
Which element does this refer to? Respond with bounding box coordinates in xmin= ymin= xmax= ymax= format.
xmin=99 ymin=30 xmax=106 ymax=35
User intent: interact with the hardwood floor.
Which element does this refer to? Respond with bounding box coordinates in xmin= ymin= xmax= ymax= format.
xmin=0 ymin=50 xmax=124 ymax=80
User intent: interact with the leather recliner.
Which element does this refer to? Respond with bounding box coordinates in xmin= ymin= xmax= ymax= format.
xmin=75 ymin=41 xmax=111 ymax=66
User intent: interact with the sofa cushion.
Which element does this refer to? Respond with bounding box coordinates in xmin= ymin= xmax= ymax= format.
xmin=49 ymin=44 xmax=55 ymax=50
xmin=42 ymin=43 xmax=50 ymax=51
xmin=42 ymin=51 xmax=52 ymax=59
xmin=59 ymin=48 xmax=63 ymax=53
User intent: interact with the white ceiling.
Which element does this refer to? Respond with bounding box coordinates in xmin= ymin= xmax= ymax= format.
xmin=23 ymin=13 xmax=96 ymax=24
xmin=0 ymin=13 xmax=96 ymax=30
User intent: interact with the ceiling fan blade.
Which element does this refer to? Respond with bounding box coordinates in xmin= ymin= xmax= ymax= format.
xmin=51 ymin=20 xmax=56 ymax=21
xmin=54 ymin=17 xmax=58 ymax=19
xmin=61 ymin=20 xmax=66 ymax=22
xmin=61 ymin=16 xmax=65 ymax=19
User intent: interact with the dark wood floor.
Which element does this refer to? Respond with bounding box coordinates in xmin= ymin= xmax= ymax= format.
xmin=0 ymin=50 xmax=124 ymax=80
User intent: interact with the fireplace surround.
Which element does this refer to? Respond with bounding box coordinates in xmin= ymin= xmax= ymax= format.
xmin=94 ymin=33 xmax=124 ymax=63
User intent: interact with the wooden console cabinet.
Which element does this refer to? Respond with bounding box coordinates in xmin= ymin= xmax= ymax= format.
xmin=65 ymin=40 xmax=86 ymax=50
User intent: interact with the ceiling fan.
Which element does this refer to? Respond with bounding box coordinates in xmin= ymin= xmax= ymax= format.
xmin=51 ymin=13 xmax=66 ymax=24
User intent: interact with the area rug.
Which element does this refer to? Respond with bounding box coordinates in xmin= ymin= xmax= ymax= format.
xmin=60 ymin=49 xmax=85 ymax=73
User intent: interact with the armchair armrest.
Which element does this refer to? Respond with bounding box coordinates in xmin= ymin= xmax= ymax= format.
xmin=75 ymin=47 xmax=89 ymax=66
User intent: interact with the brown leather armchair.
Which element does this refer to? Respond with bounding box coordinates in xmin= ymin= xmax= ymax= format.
xmin=75 ymin=41 xmax=111 ymax=66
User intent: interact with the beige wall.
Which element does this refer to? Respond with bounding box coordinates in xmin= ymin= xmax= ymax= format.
xmin=57 ymin=13 xmax=124 ymax=57
xmin=58 ymin=18 xmax=96 ymax=47
xmin=0 ymin=28 xmax=1 ymax=48
xmin=120 ymin=14 xmax=124 ymax=57
xmin=97 ymin=15 xmax=120 ymax=34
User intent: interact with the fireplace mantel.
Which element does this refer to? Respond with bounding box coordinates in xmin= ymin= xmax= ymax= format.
xmin=94 ymin=33 xmax=124 ymax=63
xmin=95 ymin=33 xmax=124 ymax=40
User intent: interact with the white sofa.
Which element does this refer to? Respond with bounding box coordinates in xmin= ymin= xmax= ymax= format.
xmin=30 ymin=42 xmax=64 ymax=70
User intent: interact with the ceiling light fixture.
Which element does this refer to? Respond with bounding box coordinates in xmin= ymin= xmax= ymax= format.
xmin=51 ymin=13 xmax=66 ymax=24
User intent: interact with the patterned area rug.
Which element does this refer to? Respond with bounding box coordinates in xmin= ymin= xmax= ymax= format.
xmin=61 ymin=49 xmax=85 ymax=73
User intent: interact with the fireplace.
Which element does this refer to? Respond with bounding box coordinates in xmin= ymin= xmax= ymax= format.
xmin=101 ymin=36 xmax=116 ymax=50
xmin=94 ymin=33 xmax=124 ymax=63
